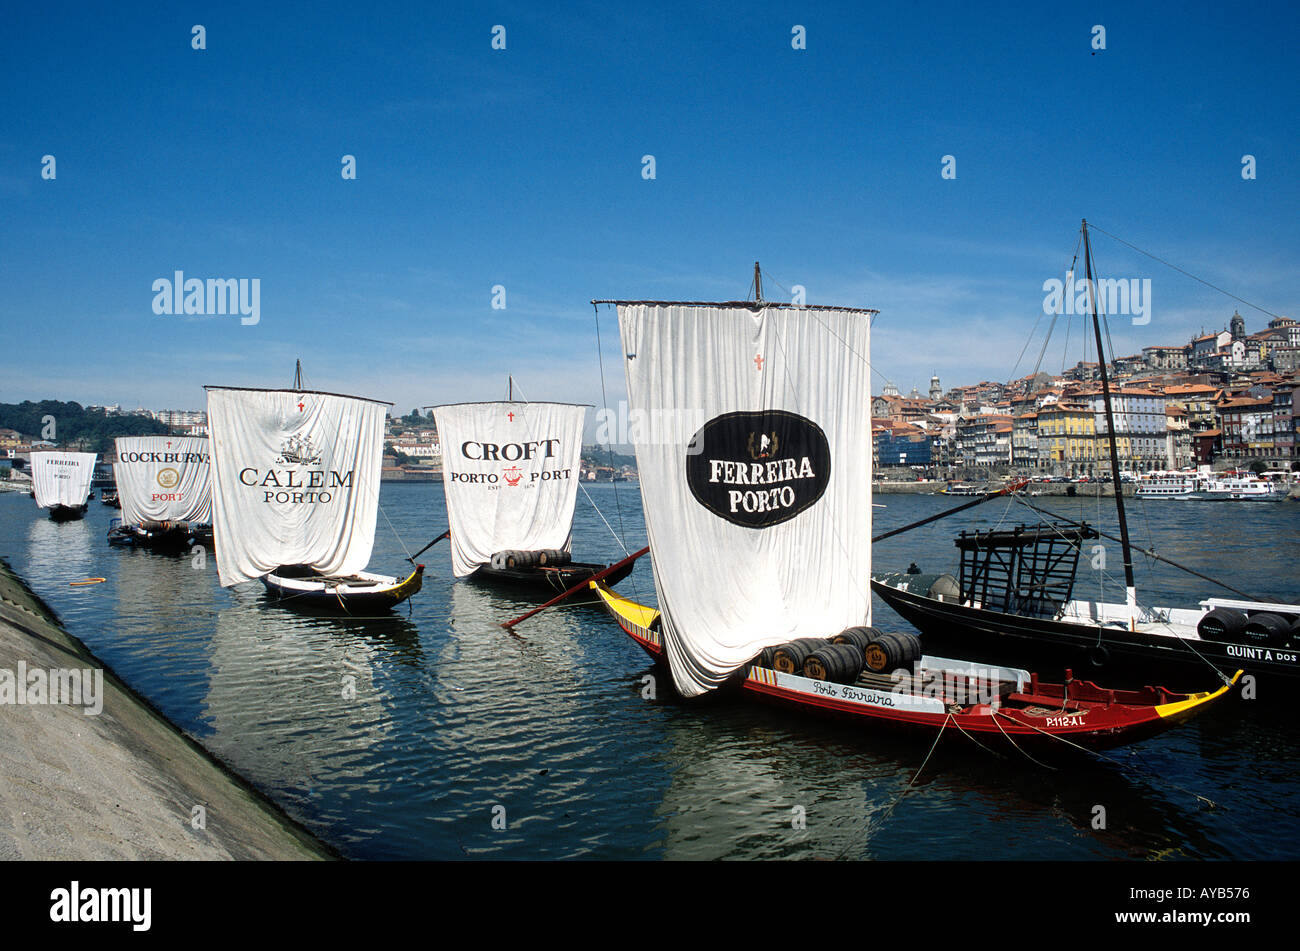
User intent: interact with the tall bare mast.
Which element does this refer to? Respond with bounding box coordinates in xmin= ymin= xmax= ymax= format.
xmin=293 ymin=359 xmax=303 ymax=390
xmin=1082 ymin=219 xmax=1137 ymax=611
xmin=753 ymin=262 xmax=764 ymax=303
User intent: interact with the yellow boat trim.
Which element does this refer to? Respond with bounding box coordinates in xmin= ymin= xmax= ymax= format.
xmin=590 ymin=581 xmax=660 ymax=628
xmin=1155 ymin=670 xmax=1242 ymax=719
xmin=388 ymin=566 xmax=424 ymax=603
xmin=69 ymin=577 xmax=106 ymax=587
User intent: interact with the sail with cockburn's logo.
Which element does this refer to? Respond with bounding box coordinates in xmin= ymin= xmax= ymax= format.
xmin=113 ymin=436 xmax=213 ymax=526
xmin=686 ymin=410 xmax=831 ymax=527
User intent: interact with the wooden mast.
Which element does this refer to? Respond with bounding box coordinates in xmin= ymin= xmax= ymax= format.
xmin=753 ymin=262 xmax=763 ymax=302
xmin=1082 ymin=219 xmax=1137 ymax=614
xmin=293 ymin=359 xmax=303 ymax=390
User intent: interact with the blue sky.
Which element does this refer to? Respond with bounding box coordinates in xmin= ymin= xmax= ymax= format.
xmin=2 ymin=2 xmax=1296 ymax=421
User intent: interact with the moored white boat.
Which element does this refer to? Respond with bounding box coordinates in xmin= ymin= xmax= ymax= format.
xmin=31 ymin=451 xmax=97 ymax=521
xmin=1135 ymin=470 xmax=1205 ymax=500
xmin=429 ymin=394 xmax=633 ymax=596
xmin=1204 ymin=471 xmax=1281 ymax=500
xmin=107 ymin=435 xmax=214 ymax=551
xmin=205 ymin=368 xmax=422 ymax=612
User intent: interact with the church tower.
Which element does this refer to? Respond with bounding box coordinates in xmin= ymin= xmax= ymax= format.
xmin=1230 ymin=310 xmax=1246 ymax=340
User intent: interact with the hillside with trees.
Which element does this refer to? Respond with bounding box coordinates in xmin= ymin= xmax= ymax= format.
xmin=0 ymin=401 xmax=171 ymax=454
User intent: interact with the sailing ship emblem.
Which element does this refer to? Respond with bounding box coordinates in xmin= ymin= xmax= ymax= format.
xmin=156 ymin=467 xmax=180 ymax=489
xmin=503 ymin=466 xmax=523 ymax=486
xmin=276 ymin=434 xmax=322 ymax=467
xmin=748 ymin=432 xmax=779 ymax=460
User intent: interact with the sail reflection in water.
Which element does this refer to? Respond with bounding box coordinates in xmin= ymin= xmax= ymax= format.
xmin=199 ymin=592 xmax=419 ymax=844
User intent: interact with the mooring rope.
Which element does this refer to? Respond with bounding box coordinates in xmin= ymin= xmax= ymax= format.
xmin=993 ymin=709 xmax=1222 ymax=808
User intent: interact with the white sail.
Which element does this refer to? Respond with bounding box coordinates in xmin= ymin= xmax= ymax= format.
xmin=31 ymin=451 xmax=97 ymax=509
xmin=205 ymin=387 xmax=389 ymax=587
xmin=114 ymin=436 xmax=213 ymax=526
xmin=616 ymin=302 xmax=874 ymax=697
xmin=431 ymin=401 xmax=587 ymax=577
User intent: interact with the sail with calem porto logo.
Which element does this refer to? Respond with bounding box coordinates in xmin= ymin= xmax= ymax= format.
xmin=204 ymin=371 xmax=423 ymax=610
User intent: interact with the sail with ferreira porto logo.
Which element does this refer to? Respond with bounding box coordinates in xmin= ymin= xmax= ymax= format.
xmin=429 ymin=397 xmax=635 ymax=593
xmin=586 ymin=267 xmax=1235 ymax=752
xmin=205 ymin=374 xmax=423 ymax=610
xmin=31 ymin=451 xmax=97 ymax=521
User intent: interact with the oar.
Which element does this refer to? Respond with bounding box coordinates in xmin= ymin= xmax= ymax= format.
xmin=408 ymin=529 xmax=450 ymax=564
xmin=872 ymin=480 xmax=1028 ymax=543
xmin=501 ymin=546 xmax=649 ymax=630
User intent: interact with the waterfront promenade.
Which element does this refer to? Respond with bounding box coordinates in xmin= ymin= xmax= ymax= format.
xmin=0 ymin=558 xmax=332 ymax=860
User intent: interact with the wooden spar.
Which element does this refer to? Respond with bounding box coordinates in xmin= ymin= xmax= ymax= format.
xmin=871 ymin=481 xmax=1028 ymax=543
xmin=407 ymin=529 xmax=450 ymax=563
xmin=500 ymin=546 xmax=649 ymax=629
xmin=1083 ymin=220 xmax=1137 ymax=596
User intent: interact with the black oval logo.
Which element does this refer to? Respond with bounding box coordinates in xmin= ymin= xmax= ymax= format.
xmin=685 ymin=411 xmax=831 ymax=528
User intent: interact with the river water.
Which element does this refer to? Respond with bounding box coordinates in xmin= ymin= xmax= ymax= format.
xmin=2 ymin=484 xmax=1297 ymax=860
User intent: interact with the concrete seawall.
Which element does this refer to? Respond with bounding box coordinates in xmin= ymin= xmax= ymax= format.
xmin=0 ymin=558 xmax=333 ymax=860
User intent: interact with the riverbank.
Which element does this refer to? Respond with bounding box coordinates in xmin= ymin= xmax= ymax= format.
xmin=874 ymin=480 xmax=1127 ymax=496
xmin=0 ymin=557 xmax=333 ymax=860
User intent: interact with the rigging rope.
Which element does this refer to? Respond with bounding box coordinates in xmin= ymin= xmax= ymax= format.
xmin=1088 ymin=222 xmax=1285 ymax=321
xmin=593 ymin=304 xmax=645 ymax=607
xmin=842 ymin=710 xmax=953 ymax=857
xmin=993 ymin=710 xmax=1222 ymax=809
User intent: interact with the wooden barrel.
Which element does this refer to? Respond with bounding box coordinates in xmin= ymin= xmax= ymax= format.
xmin=862 ymin=631 xmax=921 ymax=674
xmin=1198 ymin=607 xmax=1248 ymax=642
xmin=832 ymin=625 xmax=882 ymax=653
xmin=1242 ymin=612 xmax=1292 ymax=647
xmin=754 ymin=645 xmax=779 ymax=669
xmin=504 ymin=550 xmax=543 ymax=569
xmin=772 ymin=638 xmax=826 ymax=675
xmin=803 ymin=643 xmax=865 ymax=684
xmin=536 ymin=549 xmax=572 ymax=566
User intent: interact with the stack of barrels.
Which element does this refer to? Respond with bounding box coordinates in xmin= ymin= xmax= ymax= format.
xmin=1198 ymin=607 xmax=1298 ymax=648
xmin=489 ymin=549 xmax=572 ymax=570
xmin=763 ymin=627 xmax=923 ymax=684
